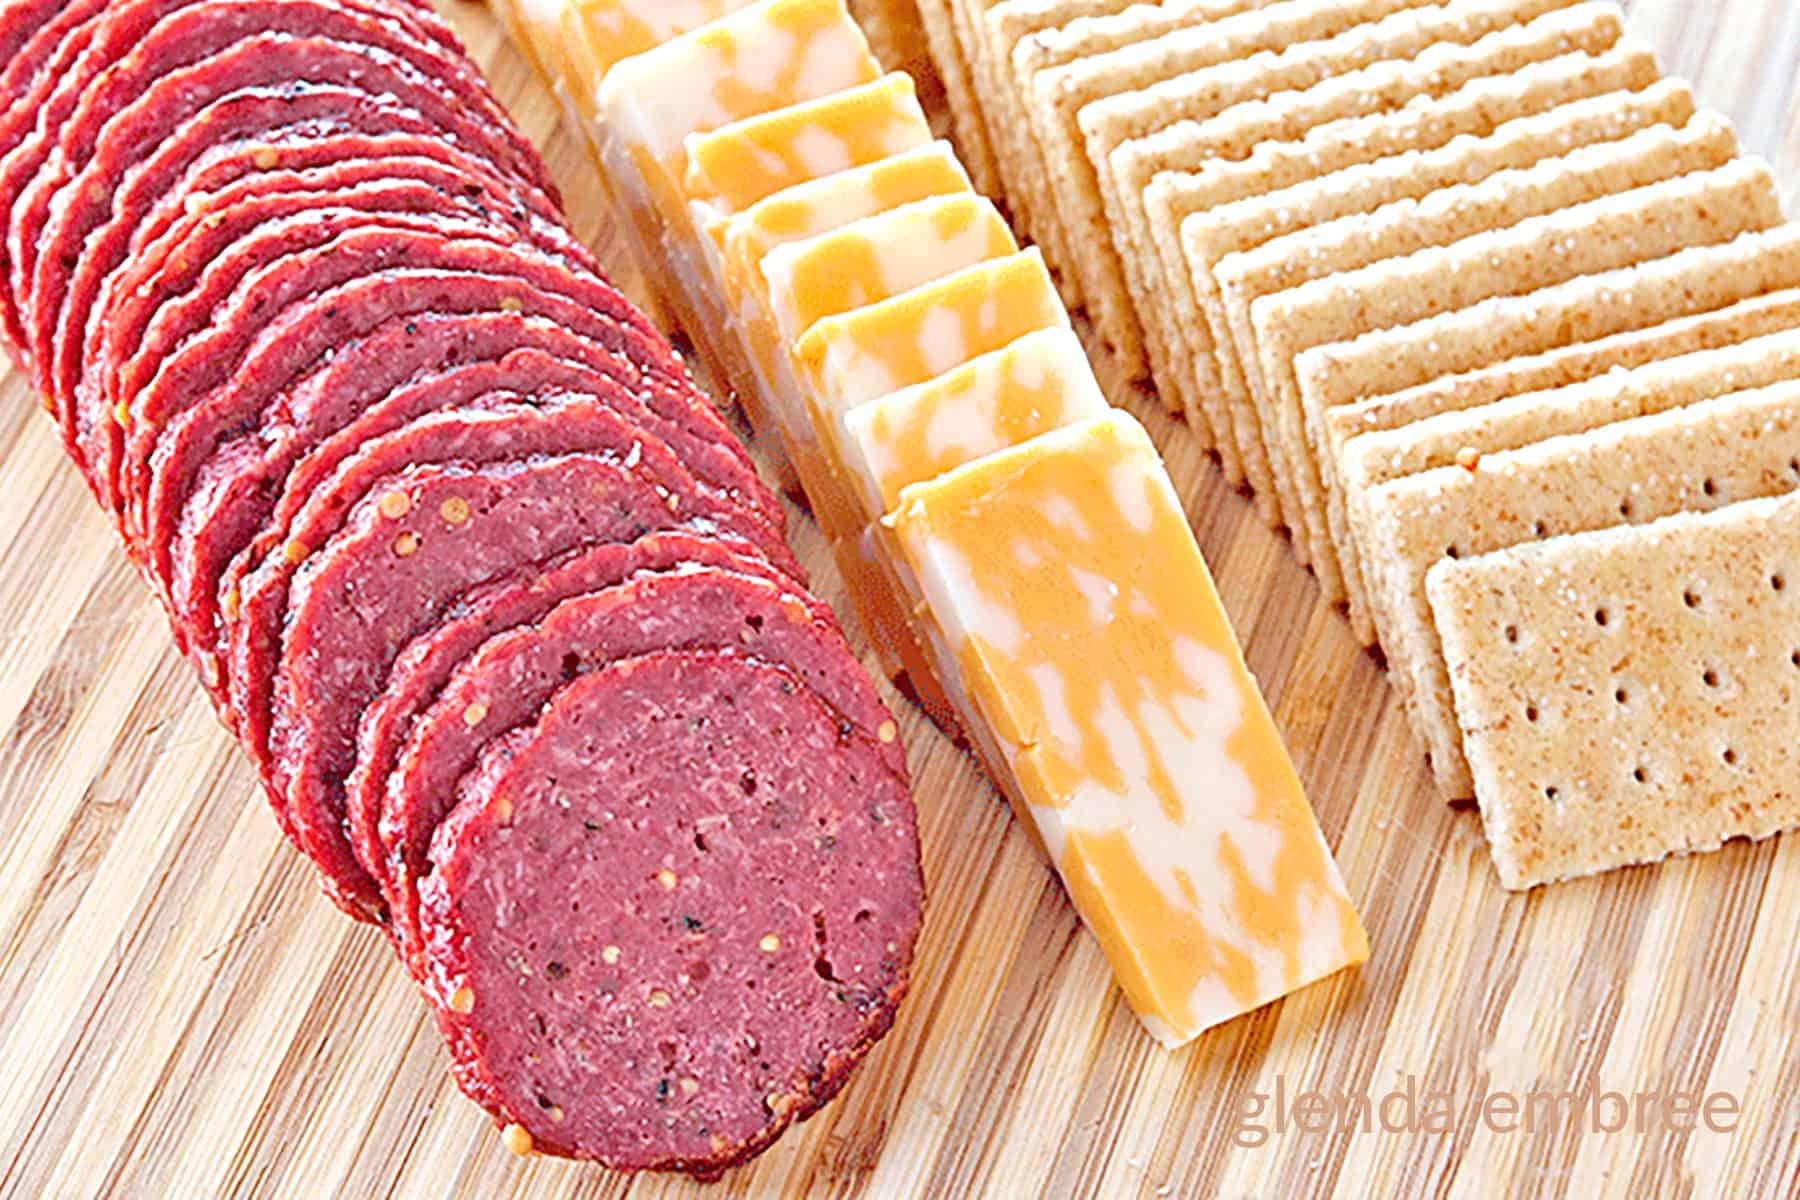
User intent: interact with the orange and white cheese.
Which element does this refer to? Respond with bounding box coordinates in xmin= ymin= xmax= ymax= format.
xmin=792 ymin=248 xmax=1069 ymax=425
xmin=716 ymin=146 xmax=974 ymax=537
xmin=761 ymin=194 xmax=1018 ymax=345
xmin=683 ymin=73 xmax=932 ymax=221
xmin=558 ymin=0 xmax=757 ymax=113
xmin=594 ymin=0 xmax=877 ymax=234
xmin=841 ymin=327 xmax=1111 ymax=515
xmin=717 ymin=141 xmax=970 ymax=303
xmin=889 ymin=412 xmax=1368 ymax=1046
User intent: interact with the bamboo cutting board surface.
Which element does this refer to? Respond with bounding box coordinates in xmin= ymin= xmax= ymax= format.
xmin=2 ymin=3 xmax=1797 ymax=1196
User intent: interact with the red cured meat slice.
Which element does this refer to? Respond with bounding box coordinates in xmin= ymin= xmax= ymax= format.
xmin=95 ymin=194 xmax=576 ymax=523
xmin=4 ymin=0 xmax=493 ymax=358
xmin=25 ymin=27 xmax=561 ymax=440
xmin=350 ymin=533 xmax=783 ymax=957
xmin=0 ymin=0 xmax=74 ymax=69
xmin=0 ymin=0 xmax=108 ymax=365
xmin=208 ymin=332 xmax=769 ymax=679
xmin=219 ymin=333 xmax=773 ymax=627
xmin=266 ymin=438 xmax=791 ymax=921
xmin=76 ymin=91 xmax=558 ymax=503
xmin=222 ymin=378 xmax=794 ymax=758
xmin=418 ymin=649 xmax=919 ymax=1175
xmin=208 ymin=343 xmax=785 ymax=699
xmin=80 ymin=152 xmax=592 ymax=498
xmin=381 ymin=556 xmax=907 ymax=978
xmin=124 ymin=235 xmax=672 ymax=584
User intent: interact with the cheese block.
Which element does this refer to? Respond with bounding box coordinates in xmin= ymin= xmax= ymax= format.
xmin=793 ymin=248 xmax=1070 ymax=425
xmin=718 ymin=141 xmax=972 ymax=318
xmin=761 ymin=193 xmax=1018 ymax=345
xmin=889 ymin=411 xmax=1368 ymax=1046
xmin=842 ymin=326 xmax=1112 ymax=514
xmin=717 ymin=145 xmax=974 ymax=539
xmin=558 ymin=0 xmax=759 ymax=118
xmin=593 ymin=0 xmax=879 ymax=378
xmin=684 ymin=73 xmax=933 ymax=219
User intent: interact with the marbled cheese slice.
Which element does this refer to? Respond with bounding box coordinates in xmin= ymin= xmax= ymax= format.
xmin=762 ymin=193 xmax=1018 ymax=345
xmin=714 ymin=144 xmax=972 ymax=539
xmin=793 ymin=248 xmax=1069 ymax=423
xmin=560 ymin=0 xmax=757 ymax=109
xmin=841 ymin=327 xmax=1111 ymax=514
xmin=595 ymin=0 xmax=878 ymax=228
xmin=684 ymin=73 xmax=933 ymax=219
xmin=889 ymin=411 xmax=1368 ymax=1047
xmin=718 ymin=141 xmax=971 ymax=320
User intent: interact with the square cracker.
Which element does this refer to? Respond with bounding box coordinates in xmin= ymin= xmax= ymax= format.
xmin=1363 ymin=379 xmax=1800 ymax=800
xmin=1428 ymin=489 xmax=1800 ymax=890
xmin=1305 ymin=223 xmax=1800 ymax=644
xmin=912 ymin=0 xmax=1006 ymax=196
xmin=1204 ymin=80 xmax=1691 ymax=519
xmin=1098 ymin=4 xmax=1627 ymax=525
xmin=1328 ymin=287 xmax=1800 ymax=468
xmin=1156 ymin=55 xmax=1670 ymax=505
xmin=993 ymin=0 xmax=1244 ymax=312
xmin=1088 ymin=0 xmax=1593 ymax=386
xmin=1340 ymin=320 xmax=1800 ymax=533
xmin=976 ymin=0 xmax=1136 ymax=288
xmin=1029 ymin=0 xmax=1434 ymax=375
xmin=1249 ymin=129 xmax=1760 ymax=607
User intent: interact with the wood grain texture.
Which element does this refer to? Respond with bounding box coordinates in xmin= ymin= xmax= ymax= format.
xmin=1 ymin=3 xmax=1796 ymax=1197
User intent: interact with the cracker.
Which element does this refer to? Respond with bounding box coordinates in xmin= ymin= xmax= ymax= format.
xmin=993 ymin=0 xmax=1233 ymax=306
xmin=1363 ymin=379 xmax=1800 ymax=800
xmin=913 ymin=0 xmax=1006 ymax=196
xmin=1307 ymin=224 xmax=1800 ymax=640
xmin=978 ymin=0 xmax=1136 ymax=284
xmin=1343 ymin=324 xmax=1800 ymax=513
xmin=1427 ymin=488 xmax=1800 ymax=889
xmin=1089 ymin=0 xmax=1593 ymax=385
xmin=1198 ymin=79 xmax=1691 ymax=510
xmin=1108 ymin=6 xmax=1631 ymax=525
xmin=1251 ymin=127 xmax=1758 ymax=606
xmin=1030 ymin=0 xmax=1434 ymax=375
xmin=1329 ymin=286 xmax=1800 ymax=460
xmin=1155 ymin=59 xmax=1671 ymax=505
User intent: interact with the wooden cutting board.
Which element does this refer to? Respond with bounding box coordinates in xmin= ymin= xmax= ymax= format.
xmin=1 ymin=3 xmax=1796 ymax=1196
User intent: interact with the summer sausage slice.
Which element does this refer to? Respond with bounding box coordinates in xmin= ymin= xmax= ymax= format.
xmin=0 ymin=0 xmax=107 ymax=363
xmin=210 ymin=331 xmax=776 ymax=688
xmin=349 ymin=533 xmax=786 ymax=915
xmin=95 ymin=198 xmax=575 ymax=524
xmin=25 ymin=32 xmax=563 ymax=468
xmin=81 ymin=151 xmax=592 ymax=496
xmin=378 ymin=555 xmax=905 ymax=977
xmin=208 ymin=344 xmax=784 ymax=680
xmin=125 ymin=234 xmax=672 ymax=588
xmin=418 ymin=649 xmax=920 ymax=1175
xmin=269 ymin=451 xmax=783 ymax=920
xmin=80 ymin=90 xmax=557 ymax=506
xmin=223 ymin=384 xmax=795 ymax=754
xmin=10 ymin=0 xmax=520 ymax=365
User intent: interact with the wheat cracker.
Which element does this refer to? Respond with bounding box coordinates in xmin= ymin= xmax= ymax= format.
xmin=1427 ymin=487 xmax=1800 ymax=888
xmin=1364 ymin=379 xmax=1800 ymax=799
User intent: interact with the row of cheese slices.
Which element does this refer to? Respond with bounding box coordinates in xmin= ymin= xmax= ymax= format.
xmin=493 ymin=0 xmax=1366 ymax=1047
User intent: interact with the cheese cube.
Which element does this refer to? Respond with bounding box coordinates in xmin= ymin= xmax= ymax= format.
xmin=889 ymin=411 xmax=1368 ymax=1046
xmin=762 ymin=194 xmax=1018 ymax=345
xmin=841 ymin=327 xmax=1111 ymax=515
xmin=684 ymin=74 xmax=933 ymax=219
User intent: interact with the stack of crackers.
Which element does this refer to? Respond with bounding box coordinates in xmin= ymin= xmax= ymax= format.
xmin=918 ymin=0 xmax=1800 ymax=888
